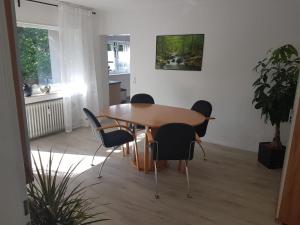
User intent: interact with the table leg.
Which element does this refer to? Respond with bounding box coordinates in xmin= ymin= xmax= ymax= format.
xmin=130 ymin=126 xmax=168 ymax=172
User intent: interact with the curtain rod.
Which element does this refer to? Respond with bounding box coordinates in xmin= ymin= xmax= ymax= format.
xmin=19 ymin=0 xmax=96 ymax=14
xmin=27 ymin=0 xmax=58 ymax=7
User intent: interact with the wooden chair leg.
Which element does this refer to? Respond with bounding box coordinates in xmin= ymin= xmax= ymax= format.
xmin=122 ymin=145 xmax=126 ymax=156
xmin=177 ymin=160 xmax=185 ymax=173
xmin=177 ymin=160 xmax=182 ymax=171
xmin=126 ymin=143 xmax=130 ymax=155
xmin=144 ymin=133 xmax=149 ymax=173
xmin=134 ymin=138 xmax=140 ymax=170
xmin=125 ymin=122 xmax=130 ymax=155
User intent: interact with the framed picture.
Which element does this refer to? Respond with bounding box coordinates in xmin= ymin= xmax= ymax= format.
xmin=155 ymin=34 xmax=204 ymax=71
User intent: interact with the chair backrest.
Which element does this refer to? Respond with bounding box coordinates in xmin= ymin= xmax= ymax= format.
xmin=191 ymin=100 xmax=212 ymax=137
xmin=83 ymin=108 xmax=106 ymax=144
xmin=130 ymin=93 xmax=155 ymax=104
xmin=152 ymin=123 xmax=195 ymax=161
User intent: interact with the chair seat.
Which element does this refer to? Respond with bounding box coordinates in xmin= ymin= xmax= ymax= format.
xmin=104 ymin=130 xmax=134 ymax=148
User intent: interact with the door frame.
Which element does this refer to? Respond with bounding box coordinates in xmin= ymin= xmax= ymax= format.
xmin=4 ymin=0 xmax=32 ymax=182
xmin=276 ymin=78 xmax=300 ymax=223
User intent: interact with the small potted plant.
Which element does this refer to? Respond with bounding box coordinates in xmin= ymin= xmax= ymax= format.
xmin=23 ymin=83 xmax=32 ymax=97
xmin=27 ymin=150 xmax=108 ymax=225
xmin=253 ymin=44 xmax=300 ymax=169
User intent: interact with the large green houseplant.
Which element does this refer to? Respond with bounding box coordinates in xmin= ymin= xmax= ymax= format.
xmin=253 ymin=44 xmax=300 ymax=167
xmin=27 ymin=151 xmax=108 ymax=225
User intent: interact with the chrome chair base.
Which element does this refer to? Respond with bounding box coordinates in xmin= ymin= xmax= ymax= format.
xmin=98 ymin=145 xmax=120 ymax=178
xmin=154 ymin=160 xmax=192 ymax=199
xmin=98 ymin=140 xmax=139 ymax=178
xmin=185 ymin=161 xmax=192 ymax=198
xmin=197 ymin=142 xmax=207 ymax=161
xmin=91 ymin=143 xmax=102 ymax=166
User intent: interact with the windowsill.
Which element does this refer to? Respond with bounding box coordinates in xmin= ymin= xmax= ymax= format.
xmin=109 ymin=73 xmax=130 ymax=76
xmin=24 ymin=92 xmax=63 ymax=105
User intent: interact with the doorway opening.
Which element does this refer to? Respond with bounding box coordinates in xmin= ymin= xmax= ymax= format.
xmin=106 ymin=35 xmax=130 ymax=105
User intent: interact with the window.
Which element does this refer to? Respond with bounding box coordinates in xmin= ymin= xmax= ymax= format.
xmin=107 ymin=41 xmax=130 ymax=75
xmin=17 ymin=26 xmax=61 ymax=93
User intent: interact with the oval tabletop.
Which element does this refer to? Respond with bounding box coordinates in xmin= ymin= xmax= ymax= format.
xmin=100 ymin=103 xmax=206 ymax=128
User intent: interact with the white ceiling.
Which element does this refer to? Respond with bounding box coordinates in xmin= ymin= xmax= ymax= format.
xmin=60 ymin=0 xmax=202 ymax=11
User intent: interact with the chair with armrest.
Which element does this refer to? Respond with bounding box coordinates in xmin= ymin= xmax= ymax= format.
xmin=130 ymin=93 xmax=155 ymax=104
xmin=147 ymin=123 xmax=196 ymax=199
xmin=130 ymin=93 xmax=155 ymax=131
xmin=83 ymin=108 xmax=140 ymax=178
xmin=191 ymin=100 xmax=215 ymax=160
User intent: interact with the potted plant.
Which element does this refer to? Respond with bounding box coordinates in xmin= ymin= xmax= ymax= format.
xmin=23 ymin=83 xmax=32 ymax=97
xmin=27 ymin=150 xmax=108 ymax=225
xmin=253 ymin=44 xmax=300 ymax=169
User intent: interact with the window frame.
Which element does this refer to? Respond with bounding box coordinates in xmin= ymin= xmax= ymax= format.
xmin=17 ymin=21 xmax=58 ymax=32
xmin=107 ymin=40 xmax=130 ymax=76
xmin=17 ymin=22 xmax=62 ymax=96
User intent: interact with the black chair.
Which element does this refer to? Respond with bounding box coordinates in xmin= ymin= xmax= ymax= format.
xmin=130 ymin=93 xmax=155 ymax=104
xmin=83 ymin=108 xmax=140 ymax=178
xmin=191 ymin=100 xmax=214 ymax=160
xmin=147 ymin=123 xmax=196 ymax=199
xmin=130 ymin=93 xmax=155 ymax=131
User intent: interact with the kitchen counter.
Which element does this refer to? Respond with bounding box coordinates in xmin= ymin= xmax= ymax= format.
xmin=109 ymin=81 xmax=121 ymax=105
xmin=109 ymin=80 xmax=121 ymax=85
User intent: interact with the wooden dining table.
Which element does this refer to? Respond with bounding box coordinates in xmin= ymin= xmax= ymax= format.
xmin=100 ymin=103 xmax=206 ymax=173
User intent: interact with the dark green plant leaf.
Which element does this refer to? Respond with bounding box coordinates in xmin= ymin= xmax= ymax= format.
xmin=27 ymin=150 xmax=109 ymax=225
xmin=252 ymin=44 xmax=300 ymax=143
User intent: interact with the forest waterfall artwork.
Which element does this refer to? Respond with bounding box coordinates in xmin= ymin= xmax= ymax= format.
xmin=155 ymin=34 xmax=204 ymax=71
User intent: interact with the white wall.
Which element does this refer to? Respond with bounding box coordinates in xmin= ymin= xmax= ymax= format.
xmin=100 ymin=0 xmax=300 ymax=151
xmin=15 ymin=0 xmax=58 ymax=26
xmin=95 ymin=35 xmax=110 ymax=108
xmin=0 ymin=1 xmax=29 ymax=224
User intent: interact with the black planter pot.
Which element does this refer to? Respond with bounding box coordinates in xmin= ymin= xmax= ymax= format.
xmin=258 ymin=142 xmax=286 ymax=169
xmin=23 ymin=84 xmax=32 ymax=97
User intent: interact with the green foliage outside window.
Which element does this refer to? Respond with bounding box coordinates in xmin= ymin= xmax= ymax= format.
xmin=107 ymin=44 xmax=112 ymax=51
xmin=17 ymin=27 xmax=52 ymax=85
xmin=118 ymin=44 xmax=123 ymax=51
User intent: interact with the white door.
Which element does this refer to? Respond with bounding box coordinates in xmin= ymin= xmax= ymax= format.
xmin=0 ymin=0 xmax=30 ymax=224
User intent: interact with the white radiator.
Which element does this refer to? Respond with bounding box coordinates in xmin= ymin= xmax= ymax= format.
xmin=25 ymin=98 xmax=64 ymax=139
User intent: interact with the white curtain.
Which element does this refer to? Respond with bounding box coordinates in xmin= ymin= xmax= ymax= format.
xmin=58 ymin=2 xmax=99 ymax=132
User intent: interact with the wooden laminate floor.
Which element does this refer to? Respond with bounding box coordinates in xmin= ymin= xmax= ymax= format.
xmin=31 ymin=128 xmax=281 ymax=225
